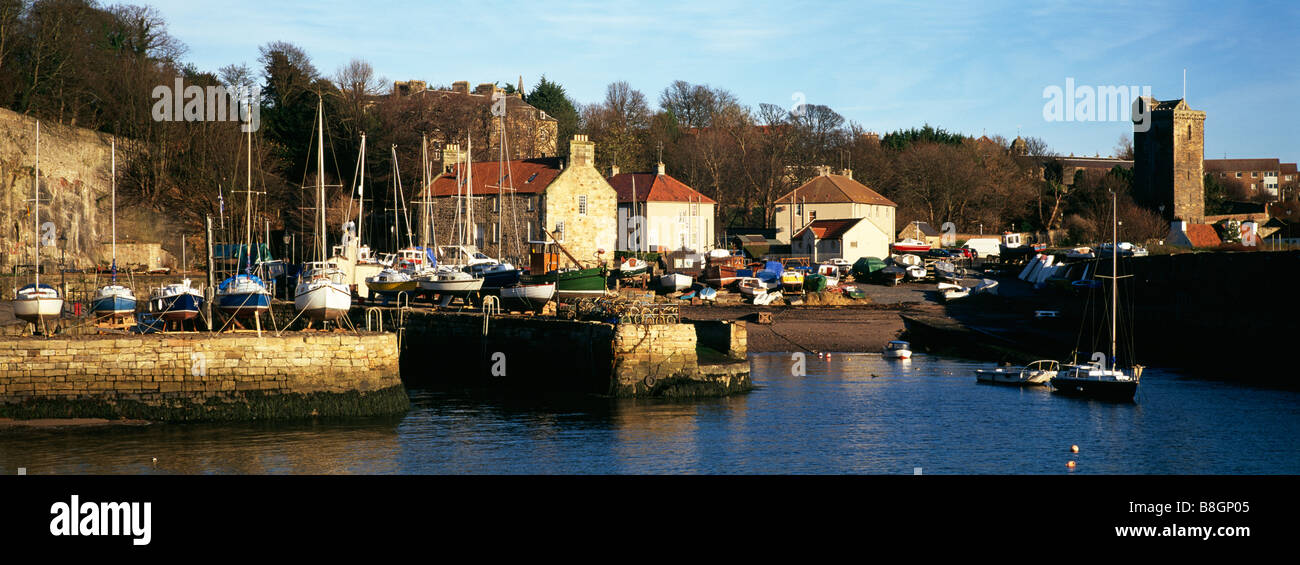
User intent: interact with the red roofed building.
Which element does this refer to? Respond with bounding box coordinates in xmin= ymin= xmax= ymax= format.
xmin=791 ymin=217 xmax=890 ymax=264
xmin=1167 ymin=220 xmax=1222 ymax=249
xmin=1205 ymin=158 xmax=1283 ymax=200
xmin=773 ymin=167 xmax=897 ymax=259
xmin=608 ymin=163 xmax=716 ymax=259
xmin=416 ymin=135 xmax=617 ymax=266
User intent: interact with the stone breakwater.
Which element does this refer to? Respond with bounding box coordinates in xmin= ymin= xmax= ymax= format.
xmin=0 ymin=333 xmax=407 ymax=421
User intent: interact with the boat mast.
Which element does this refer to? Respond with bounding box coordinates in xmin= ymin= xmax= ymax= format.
xmin=1111 ymin=188 xmax=1118 ymax=371
xmin=358 ymin=132 xmax=366 ymax=257
xmin=466 ymin=134 xmax=473 ymax=249
xmin=111 ymin=138 xmax=117 ymax=282
xmin=420 ymin=134 xmax=429 ymax=248
xmin=246 ymin=100 xmax=253 ymax=274
xmin=34 ymin=121 xmax=40 ymax=289
xmin=316 ymin=97 xmax=326 ymax=263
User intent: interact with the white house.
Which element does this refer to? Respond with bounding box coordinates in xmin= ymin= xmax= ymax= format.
xmin=774 ymin=168 xmax=897 ymax=252
xmin=792 ymin=217 xmax=891 ymax=264
xmin=608 ymin=163 xmax=716 ymax=267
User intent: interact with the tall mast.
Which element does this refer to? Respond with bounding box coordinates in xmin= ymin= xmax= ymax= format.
xmin=357 ymin=133 xmax=366 ymax=254
xmin=316 ymin=97 xmax=326 ymax=262
xmin=111 ymin=138 xmax=117 ymax=282
xmin=391 ymin=144 xmax=399 ymax=251
xmin=34 ymin=121 xmax=40 ymax=288
xmin=1111 ymin=188 xmax=1118 ymax=370
xmin=466 ymin=134 xmax=473 ymax=248
xmin=421 ymin=134 xmax=429 ymax=247
xmin=245 ymin=99 xmax=253 ymax=272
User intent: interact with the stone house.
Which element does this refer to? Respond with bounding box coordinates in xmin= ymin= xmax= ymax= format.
xmin=773 ymin=168 xmax=897 ymax=256
xmin=897 ymin=220 xmax=942 ymax=247
xmin=607 ymin=163 xmax=716 ymax=267
xmin=419 ymin=134 xmax=617 ymax=268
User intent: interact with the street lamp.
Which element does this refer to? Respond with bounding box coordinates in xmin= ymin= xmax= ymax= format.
xmin=58 ymin=234 xmax=66 ymax=286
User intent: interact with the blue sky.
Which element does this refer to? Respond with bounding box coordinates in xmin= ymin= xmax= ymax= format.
xmin=153 ymin=0 xmax=1298 ymax=163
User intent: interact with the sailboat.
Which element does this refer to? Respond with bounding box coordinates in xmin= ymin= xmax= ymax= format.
xmin=216 ymin=109 xmax=272 ymax=320
xmin=365 ymin=137 xmax=423 ymax=298
xmin=1050 ymin=190 xmax=1143 ymax=400
xmin=14 ymin=121 xmax=64 ymax=331
xmin=418 ymin=135 xmax=484 ymax=302
xmin=294 ymin=98 xmax=352 ymax=323
xmin=91 ymin=139 xmax=137 ymax=320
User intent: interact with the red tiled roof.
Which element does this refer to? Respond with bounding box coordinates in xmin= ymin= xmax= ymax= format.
xmin=422 ymin=158 xmax=562 ymax=198
xmin=775 ymin=174 xmax=897 ymax=207
xmin=607 ymin=172 xmax=716 ymax=204
xmin=794 ymin=218 xmax=863 ymax=240
xmin=1185 ymin=224 xmax=1221 ymax=248
xmin=1205 ymin=158 xmax=1281 ymax=172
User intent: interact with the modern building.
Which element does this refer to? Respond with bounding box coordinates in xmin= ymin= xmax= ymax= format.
xmin=773 ymin=167 xmax=897 ymax=258
xmin=608 ymin=163 xmax=716 ymax=267
xmin=1205 ymin=158 xmax=1283 ymax=199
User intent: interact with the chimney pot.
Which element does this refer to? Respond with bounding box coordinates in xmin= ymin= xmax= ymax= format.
xmin=657 ymin=162 xmax=666 ymax=176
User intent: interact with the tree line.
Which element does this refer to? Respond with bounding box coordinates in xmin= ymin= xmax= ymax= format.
xmin=1 ymin=0 xmax=1181 ymax=256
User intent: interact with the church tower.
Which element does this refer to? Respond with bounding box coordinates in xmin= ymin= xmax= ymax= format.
xmin=1133 ymin=98 xmax=1205 ymax=222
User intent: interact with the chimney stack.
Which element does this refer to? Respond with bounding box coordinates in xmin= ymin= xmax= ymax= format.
xmin=841 ymin=168 xmax=853 ymax=179
xmin=657 ymin=162 xmax=666 ymax=176
xmin=569 ymin=134 xmax=594 ymax=169
xmin=442 ymin=144 xmax=464 ymax=174
xmin=610 ymin=164 xmax=620 ymax=177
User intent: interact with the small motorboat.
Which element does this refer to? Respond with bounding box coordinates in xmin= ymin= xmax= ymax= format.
xmin=876 ymin=265 xmax=905 ymax=286
xmin=840 ymin=284 xmax=866 ymax=300
xmin=780 ymin=269 xmax=805 ymax=293
xmin=738 ymin=277 xmax=767 ymax=299
xmin=499 ymin=282 xmax=556 ymax=312
xmin=753 ymin=290 xmax=783 ymax=306
xmin=660 ymin=272 xmax=693 ymax=292
xmin=697 ymin=287 xmax=718 ymax=301
xmin=932 ymin=260 xmax=958 ymax=282
xmin=883 ymin=340 xmax=912 ymax=359
xmin=816 ymin=264 xmax=840 ymax=288
xmin=891 ymin=238 xmax=932 ymax=254
xmin=971 ymin=278 xmax=999 ymax=295
xmin=976 ymin=360 xmax=1058 ymax=386
xmin=905 ymin=265 xmax=928 ymax=281
xmin=616 ymin=257 xmax=649 ymax=279
xmin=941 ymin=286 xmax=970 ymax=301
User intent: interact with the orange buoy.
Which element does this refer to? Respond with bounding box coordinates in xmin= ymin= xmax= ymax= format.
xmin=1066 ymin=460 xmax=1076 ymax=469
xmin=1070 ymin=445 xmax=1079 ymax=453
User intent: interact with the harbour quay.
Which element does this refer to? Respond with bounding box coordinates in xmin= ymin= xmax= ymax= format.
xmin=389 ymin=309 xmax=750 ymax=397
xmin=0 ymin=333 xmax=406 ymax=421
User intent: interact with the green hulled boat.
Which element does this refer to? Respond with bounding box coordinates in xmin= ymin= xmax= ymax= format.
xmin=523 ymin=267 xmax=607 ymax=300
xmin=852 ymin=256 xmax=886 ymax=281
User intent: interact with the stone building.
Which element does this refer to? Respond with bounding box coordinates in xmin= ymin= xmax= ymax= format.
xmin=772 ymin=167 xmax=897 ymax=256
xmin=418 ymin=135 xmax=617 ymax=268
xmin=1133 ymin=97 xmax=1206 ymax=222
xmin=391 ymin=79 xmax=558 ymax=160
xmin=608 ymin=163 xmax=716 ymax=265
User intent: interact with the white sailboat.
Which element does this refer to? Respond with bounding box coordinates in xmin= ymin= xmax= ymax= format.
xmin=418 ymin=135 xmax=483 ymax=301
xmin=294 ymin=98 xmax=352 ymax=323
xmin=14 ymin=121 xmax=64 ymax=331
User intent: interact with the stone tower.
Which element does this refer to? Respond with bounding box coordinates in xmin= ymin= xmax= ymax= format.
xmin=1133 ymin=97 xmax=1205 ymax=222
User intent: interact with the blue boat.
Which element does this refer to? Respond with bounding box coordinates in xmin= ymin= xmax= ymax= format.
xmin=147 ymin=280 xmax=204 ymax=322
xmin=216 ymin=274 xmax=272 ymax=318
xmin=91 ymin=285 xmax=137 ymax=319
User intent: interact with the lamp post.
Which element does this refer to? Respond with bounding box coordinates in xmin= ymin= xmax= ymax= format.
xmin=58 ymin=233 xmax=66 ymax=286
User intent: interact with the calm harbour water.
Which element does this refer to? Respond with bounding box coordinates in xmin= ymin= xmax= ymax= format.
xmin=2 ymin=353 xmax=1297 ymax=474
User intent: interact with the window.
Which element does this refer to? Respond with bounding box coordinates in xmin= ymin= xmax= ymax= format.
xmin=809 ymin=211 xmax=817 ymax=221
xmin=578 ymin=195 xmax=588 ymax=216
xmin=555 ymin=221 xmax=564 ymax=240
xmin=493 ymin=196 xmax=500 ymax=213
xmin=526 ymin=196 xmax=535 ymax=212
xmin=1236 ymin=172 xmax=1243 ymax=178
xmin=1252 ymin=172 xmax=1258 ymax=178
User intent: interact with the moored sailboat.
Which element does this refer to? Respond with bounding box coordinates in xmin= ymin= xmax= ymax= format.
xmin=14 ymin=121 xmax=64 ymax=331
xmin=293 ymin=98 xmax=352 ymax=323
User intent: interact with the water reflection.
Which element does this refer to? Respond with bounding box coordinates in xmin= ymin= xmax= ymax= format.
xmin=2 ymin=353 xmax=1298 ymax=475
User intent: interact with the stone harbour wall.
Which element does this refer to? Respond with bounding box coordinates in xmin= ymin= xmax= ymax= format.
xmin=613 ymin=321 xmax=750 ymax=397
xmin=0 ymin=332 xmax=407 ymax=420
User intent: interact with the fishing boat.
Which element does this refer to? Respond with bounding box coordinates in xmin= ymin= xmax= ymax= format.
xmin=976 ymin=360 xmax=1057 ymax=386
xmin=883 ymin=340 xmax=912 ymax=359
xmin=91 ymin=139 xmax=136 ymax=320
xmin=146 ymin=279 xmax=204 ymax=322
xmin=1050 ymin=190 xmax=1142 ymax=401
xmin=293 ymin=99 xmax=352 ymax=323
xmin=499 ymin=282 xmax=556 ymax=311
xmin=891 ymin=238 xmax=931 ymax=254
xmin=704 ymin=254 xmax=746 ymax=288
xmin=615 ymin=256 xmax=649 ymax=279
xmin=15 ymin=122 xmax=64 ymax=330
xmin=660 ymin=272 xmax=693 ymax=292
xmin=216 ymin=123 xmax=271 ymax=320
